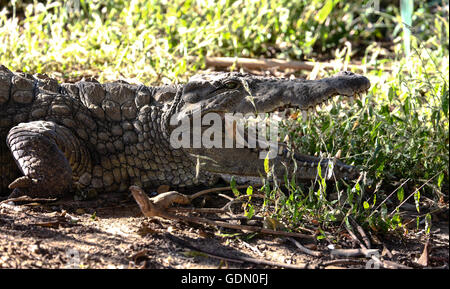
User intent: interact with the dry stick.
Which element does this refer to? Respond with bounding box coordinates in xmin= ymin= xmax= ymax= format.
xmin=168 ymin=207 xmax=227 ymax=214
xmin=287 ymin=237 xmax=323 ymax=257
xmin=206 ymin=57 xmax=315 ymax=71
xmin=345 ymin=221 xmax=412 ymax=269
xmin=330 ymin=248 xmax=378 ymax=258
xmin=349 ymin=216 xmax=371 ymax=249
xmin=240 ymin=240 xmax=264 ymax=257
xmin=188 ymin=185 xmax=249 ymax=201
xmin=218 ymin=193 xmax=234 ymax=201
xmin=0 ymin=196 xmax=58 ymax=205
xmin=167 ymin=233 xmax=317 ymax=269
xmin=204 ymin=57 xmax=390 ymax=72
xmin=288 ymin=234 xmax=379 ymax=267
xmin=320 ymin=258 xmax=366 ymax=268
xmin=173 ymin=213 xmax=315 ymax=240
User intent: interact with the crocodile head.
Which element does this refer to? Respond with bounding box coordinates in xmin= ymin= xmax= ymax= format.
xmin=165 ymin=71 xmax=370 ymax=185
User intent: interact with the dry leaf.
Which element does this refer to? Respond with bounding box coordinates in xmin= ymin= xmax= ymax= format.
xmin=417 ymin=240 xmax=429 ymax=267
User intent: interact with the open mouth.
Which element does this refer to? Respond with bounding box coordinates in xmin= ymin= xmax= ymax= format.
xmin=192 ymin=92 xmax=366 ymax=181
xmin=176 ymin=71 xmax=371 ymax=183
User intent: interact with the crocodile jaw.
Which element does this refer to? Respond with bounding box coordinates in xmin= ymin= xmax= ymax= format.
xmin=171 ymin=71 xmax=369 ymax=183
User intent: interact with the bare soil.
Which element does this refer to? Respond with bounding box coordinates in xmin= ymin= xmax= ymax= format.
xmin=0 ymin=191 xmax=448 ymax=269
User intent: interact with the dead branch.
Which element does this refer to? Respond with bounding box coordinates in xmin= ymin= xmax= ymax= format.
xmin=330 ymin=248 xmax=379 ymax=258
xmin=166 ymin=233 xmax=317 ymax=269
xmin=188 ymin=185 xmax=249 ymax=201
xmin=349 ymin=216 xmax=371 ymax=249
xmin=287 ymin=237 xmax=323 ymax=257
xmin=168 ymin=207 xmax=227 ymax=214
xmin=0 ymin=196 xmax=58 ymax=205
xmin=203 ymin=56 xmax=391 ymax=72
xmin=176 ymin=213 xmax=315 ymax=240
xmin=345 ymin=219 xmax=412 ymax=269
xmin=320 ymin=258 xmax=366 ymax=268
xmin=206 ymin=57 xmax=315 ymax=71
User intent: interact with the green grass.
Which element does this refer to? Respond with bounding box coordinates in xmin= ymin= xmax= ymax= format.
xmin=0 ymin=0 xmax=448 ymax=237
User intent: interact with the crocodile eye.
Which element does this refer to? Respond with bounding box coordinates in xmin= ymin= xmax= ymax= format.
xmin=223 ymin=80 xmax=239 ymax=90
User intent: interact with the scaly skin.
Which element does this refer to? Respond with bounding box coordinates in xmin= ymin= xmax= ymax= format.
xmin=0 ymin=65 xmax=370 ymax=198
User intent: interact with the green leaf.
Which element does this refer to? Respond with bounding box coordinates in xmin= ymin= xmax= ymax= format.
xmin=437 ymin=173 xmax=444 ymax=189
xmin=245 ymin=204 xmax=255 ymax=219
xmin=381 ymin=203 xmax=388 ymax=219
xmin=425 ymin=213 xmax=432 ymax=234
xmin=414 ymin=191 xmax=421 ymax=213
xmin=391 ymin=213 xmax=402 ymax=228
xmin=315 ymin=0 xmax=337 ymax=24
xmin=317 ymin=161 xmax=323 ymax=182
xmin=246 ymin=186 xmax=253 ymax=196
xmin=230 ymin=176 xmax=240 ymax=196
xmin=441 ymin=90 xmax=449 ymax=117
xmin=363 ymin=201 xmax=370 ymax=210
xmin=397 ymin=187 xmax=404 ymax=203
xmin=264 ymin=153 xmax=270 ymax=175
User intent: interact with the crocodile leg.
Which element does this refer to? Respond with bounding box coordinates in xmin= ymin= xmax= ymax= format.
xmin=6 ymin=120 xmax=89 ymax=198
xmin=0 ymin=139 xmax=21 ymax=195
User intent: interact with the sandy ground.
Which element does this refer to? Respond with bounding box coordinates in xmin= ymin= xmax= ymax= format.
xmin=0 ymin=191 xmax=448 ymax=269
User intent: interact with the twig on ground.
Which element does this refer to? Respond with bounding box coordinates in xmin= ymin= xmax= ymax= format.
xmin=167 ymin=233 xmax=317 ymax=269
xmin=203 ymin=57 xmax=391 ymax=72
xmin=168 ymin=207 xmax=227 ymax=214
xmin=240 ymin=240 xmax=264 ymax=256
xmin=349 ymin=216 xmax=371 ymax=249
xmin=345 ymin=219 xmax=412 ymax=269
xmin=0 ymin=196 xmax=58 ymax=205
xmin=320 ymin=258 xmax=366 ymax=268
xmin=172 ymin=213 xmax=315 ymax=240
xmin=330 ymin=248 xmax=379 ymax=258
xmin=188 ymin=185 xmax=249 ymax=201
xmin=287 ymin=237 xmax=323 ymax=257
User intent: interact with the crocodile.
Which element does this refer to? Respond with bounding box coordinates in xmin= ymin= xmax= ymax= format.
xmin=0 ymin=64 xmax=370 ymax=198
